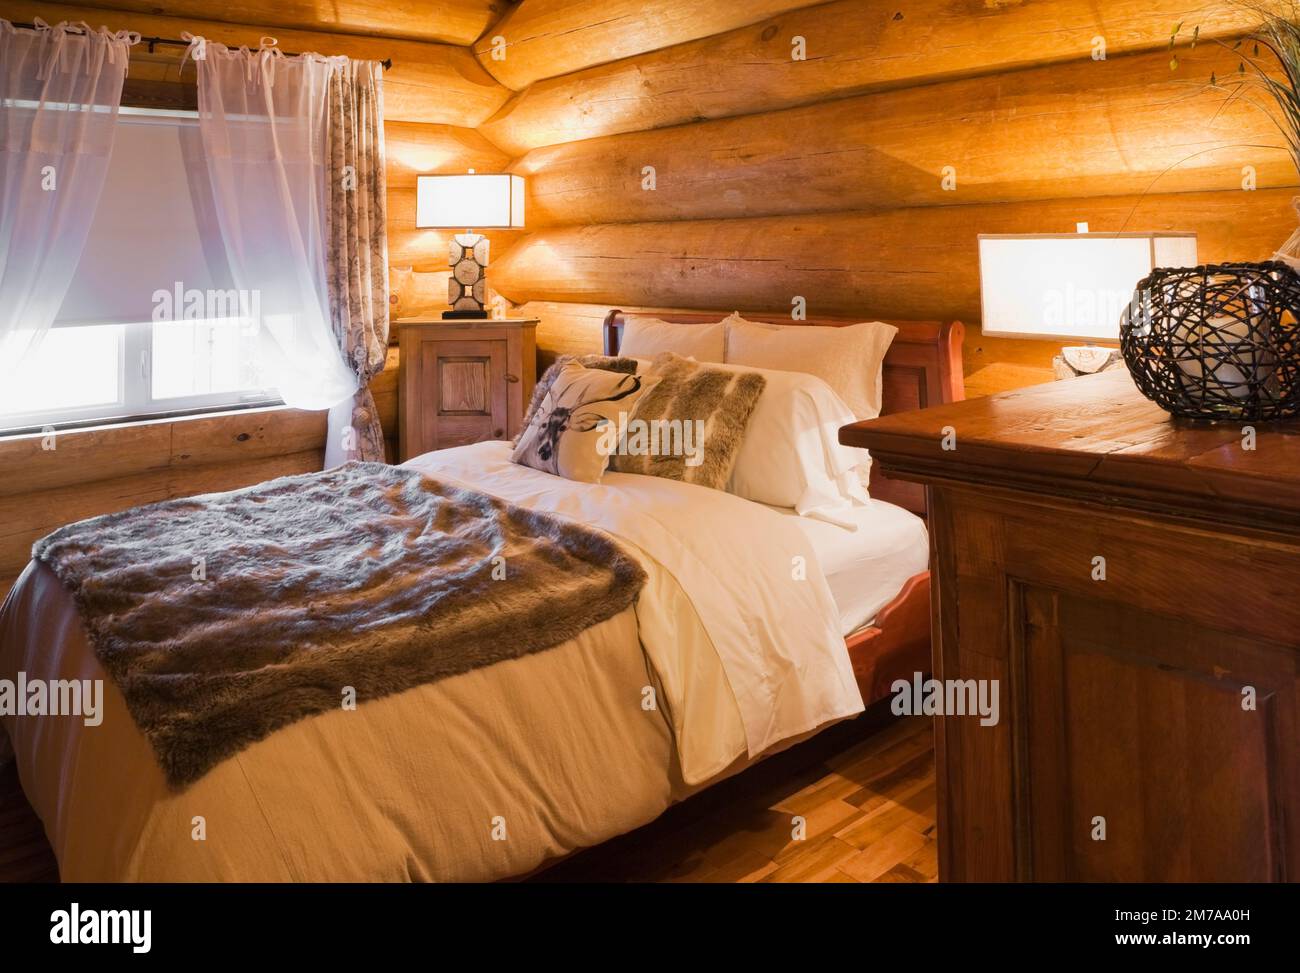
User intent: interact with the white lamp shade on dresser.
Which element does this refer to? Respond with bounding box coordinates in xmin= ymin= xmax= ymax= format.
xmin=978 ymin=232 xmax=1198 ymax=341
xmin=415 ymin=173 xmax=525 ymax=230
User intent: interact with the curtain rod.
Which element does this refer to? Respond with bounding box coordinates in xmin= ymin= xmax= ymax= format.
xmin=10 ymin=21 xmax=393 ymax=70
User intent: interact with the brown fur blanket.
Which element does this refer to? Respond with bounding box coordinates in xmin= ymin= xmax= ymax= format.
xmin=32 ymin=462 xmax=646 ymax=789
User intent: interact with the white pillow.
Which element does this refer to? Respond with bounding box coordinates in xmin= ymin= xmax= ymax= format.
xmin=723 ymin=313 xmax=898 ymax=420
xmin=619 ymin=316 xmax=725 ymax=362
xmin=699 ymin=360 xmax=872 ymax=528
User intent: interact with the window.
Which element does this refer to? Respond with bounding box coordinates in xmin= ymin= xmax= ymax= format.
xmin=0 ymin=108 xmax=279 ymax=434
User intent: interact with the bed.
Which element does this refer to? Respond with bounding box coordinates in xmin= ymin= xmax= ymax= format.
xmin=0 ymin=309 xmax=964 ymax=882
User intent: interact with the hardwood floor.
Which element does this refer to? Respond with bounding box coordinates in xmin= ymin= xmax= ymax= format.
xmin=535 ymin=712 xmax=937 ymax=883
xmin=0 ymin=713 xmax=935 ymax=884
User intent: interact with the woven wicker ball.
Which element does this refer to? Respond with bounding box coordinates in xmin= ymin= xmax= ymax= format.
xmin=1119 ymin=261 xmax=1300 ymax=421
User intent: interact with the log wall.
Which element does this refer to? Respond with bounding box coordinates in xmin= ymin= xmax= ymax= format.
xmin=480 ymin=1 xmax=1299 ymax=397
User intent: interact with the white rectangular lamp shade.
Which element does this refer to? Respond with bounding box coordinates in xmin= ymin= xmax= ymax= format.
xmin=415 ymin=173 xmax=525 ymax=230
xmin=979 ymin=233 xmax=1198 ymax=342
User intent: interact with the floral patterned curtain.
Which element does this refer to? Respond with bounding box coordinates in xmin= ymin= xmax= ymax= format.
xmin=324 ymin=59 xmax=389 ymax=466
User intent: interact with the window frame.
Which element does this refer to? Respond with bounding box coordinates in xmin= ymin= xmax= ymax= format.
xmin=0 ymin=319 xmax=283 ymax=436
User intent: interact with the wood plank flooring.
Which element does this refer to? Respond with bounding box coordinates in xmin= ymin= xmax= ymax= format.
xmin=0 ymin=712 xmax=935 ymax=883
xmin=534 ymin=712 xmax=937 ymax=883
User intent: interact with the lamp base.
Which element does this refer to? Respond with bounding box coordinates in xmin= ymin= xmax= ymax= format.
xmin=441 ymin=309 xmax=489 ymax=320
xmin=447 ymin=232 xmax=490 ymax=319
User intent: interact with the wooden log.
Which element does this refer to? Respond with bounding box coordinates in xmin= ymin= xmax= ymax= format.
xmin=0 ymin=407 xmax=326 ymax=496
xmin=473 ymin=0 xmax=815 ymax=91
xmin=53 ymin=0 xmax=495 ymax=46
xmin=491 ymin=186 xmax=1300 ymax=345
xmin=482 ymin=0 xmax=1255 ymax=155
xmin=5 ymin=1 xmax=508 ymax=126
xmin=514 ymin=43 xmax=1294 ymax=226
xmin=385 ymin=122 xmax=512 ymax=190
xmin=0 ymin=450 xmax=323 ymax=584
xmin=0 ymin=423 xmax=173 ymax=497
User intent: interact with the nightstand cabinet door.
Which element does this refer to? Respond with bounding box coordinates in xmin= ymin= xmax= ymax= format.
xmin=398 ymin=320 xmax=537 ymax=461
xmin=422 ymin=338 xmax=507 ymax=452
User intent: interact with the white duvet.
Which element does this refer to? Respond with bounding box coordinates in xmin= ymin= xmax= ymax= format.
xmin=0 ymin=442 xmax=864 ymax=881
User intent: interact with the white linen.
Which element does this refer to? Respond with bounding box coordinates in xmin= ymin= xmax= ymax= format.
xmin=190 ymin=38 xmax=358 ymax=411
xmin=619 ymin=316 xmax=725 ymax=362
xmin=413 ymin=442 xmax=864 ymax=771
xmin=0 ymin=20 xmax=134 ymax=382
xmin=724 ymin=312 xmax=898 ymax=421
xmin=768 ymin=500 xmax=930 ymax=635
xmin=719 ymin=362 xmax=873 ymax=527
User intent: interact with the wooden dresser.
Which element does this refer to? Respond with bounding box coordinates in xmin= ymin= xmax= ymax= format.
xmin=842 ymin=369 xmax=1300 ymax=882
xmin=397 ymin=318 xmax=538 ymax=461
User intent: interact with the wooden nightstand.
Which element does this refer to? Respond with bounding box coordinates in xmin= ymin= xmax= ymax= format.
xmin=397 ymin=318 xmax=538 ymax=461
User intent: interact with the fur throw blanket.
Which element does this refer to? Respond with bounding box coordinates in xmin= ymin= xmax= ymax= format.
xmin=33 ymin=462 xmax=646 ymax=789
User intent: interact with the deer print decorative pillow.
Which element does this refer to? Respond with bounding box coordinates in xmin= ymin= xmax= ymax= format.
xmin=511 ymin=361 xmax=658 ymax=483
xmin=516 ymin=354 xmax=639 ymax=446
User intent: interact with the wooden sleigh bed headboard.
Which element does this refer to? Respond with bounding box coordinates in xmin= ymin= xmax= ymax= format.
xmin=602 ymin=309 xmax=966 ymax=516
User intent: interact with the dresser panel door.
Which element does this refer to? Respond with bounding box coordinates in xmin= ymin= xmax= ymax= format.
xmin=419 ymin=338 xmax=508 ymax=452
xmin=1018 ymin=586 xmax=1297 ymax=882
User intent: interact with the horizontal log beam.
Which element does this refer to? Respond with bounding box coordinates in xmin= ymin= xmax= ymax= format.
xmin=473 ymin=0 xmax=815 ymax=90
xmin=61 ymin=0 xmax=495 ymax=46
xmin=483 ymin=0 xmax=1255 ymax=154
xmin=514 ymin=44 xmax=1294 ymax=225
xmin=7 ymin=1 xmax=508 ymax=126
xmin=0 ymin=407 xmax=324 ymax=497
xmin=491 ymin=187 xmax=1298 ymax=324
xmin=0 ymin=449 xmax=324 ymax=583
xmin=385 ymin=122 xmax=512 ymax=190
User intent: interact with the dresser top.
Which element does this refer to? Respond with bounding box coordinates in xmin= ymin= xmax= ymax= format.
xmin=841 ymin=369 xmax=1300 ymax=524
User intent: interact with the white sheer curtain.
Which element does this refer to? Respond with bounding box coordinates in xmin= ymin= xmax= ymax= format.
xmin=189 ymin=39 xmax=357 ymax=411
xmin=0 ymin=19 xmax=136 ymax=381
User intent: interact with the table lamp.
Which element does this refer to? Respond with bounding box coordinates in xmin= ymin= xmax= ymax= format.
xmin=416 ymin=171 xmax=525 ymax=320
xmin=978 ymin=228 xmax=1198 ymax=377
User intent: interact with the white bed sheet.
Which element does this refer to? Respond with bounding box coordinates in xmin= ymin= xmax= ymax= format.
xmin=767 ymin=500 xmax=930 ymax=636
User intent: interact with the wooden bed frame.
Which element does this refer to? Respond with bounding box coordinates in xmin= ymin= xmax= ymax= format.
xmin=603 ymin=309 xmax=966 ymax=704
